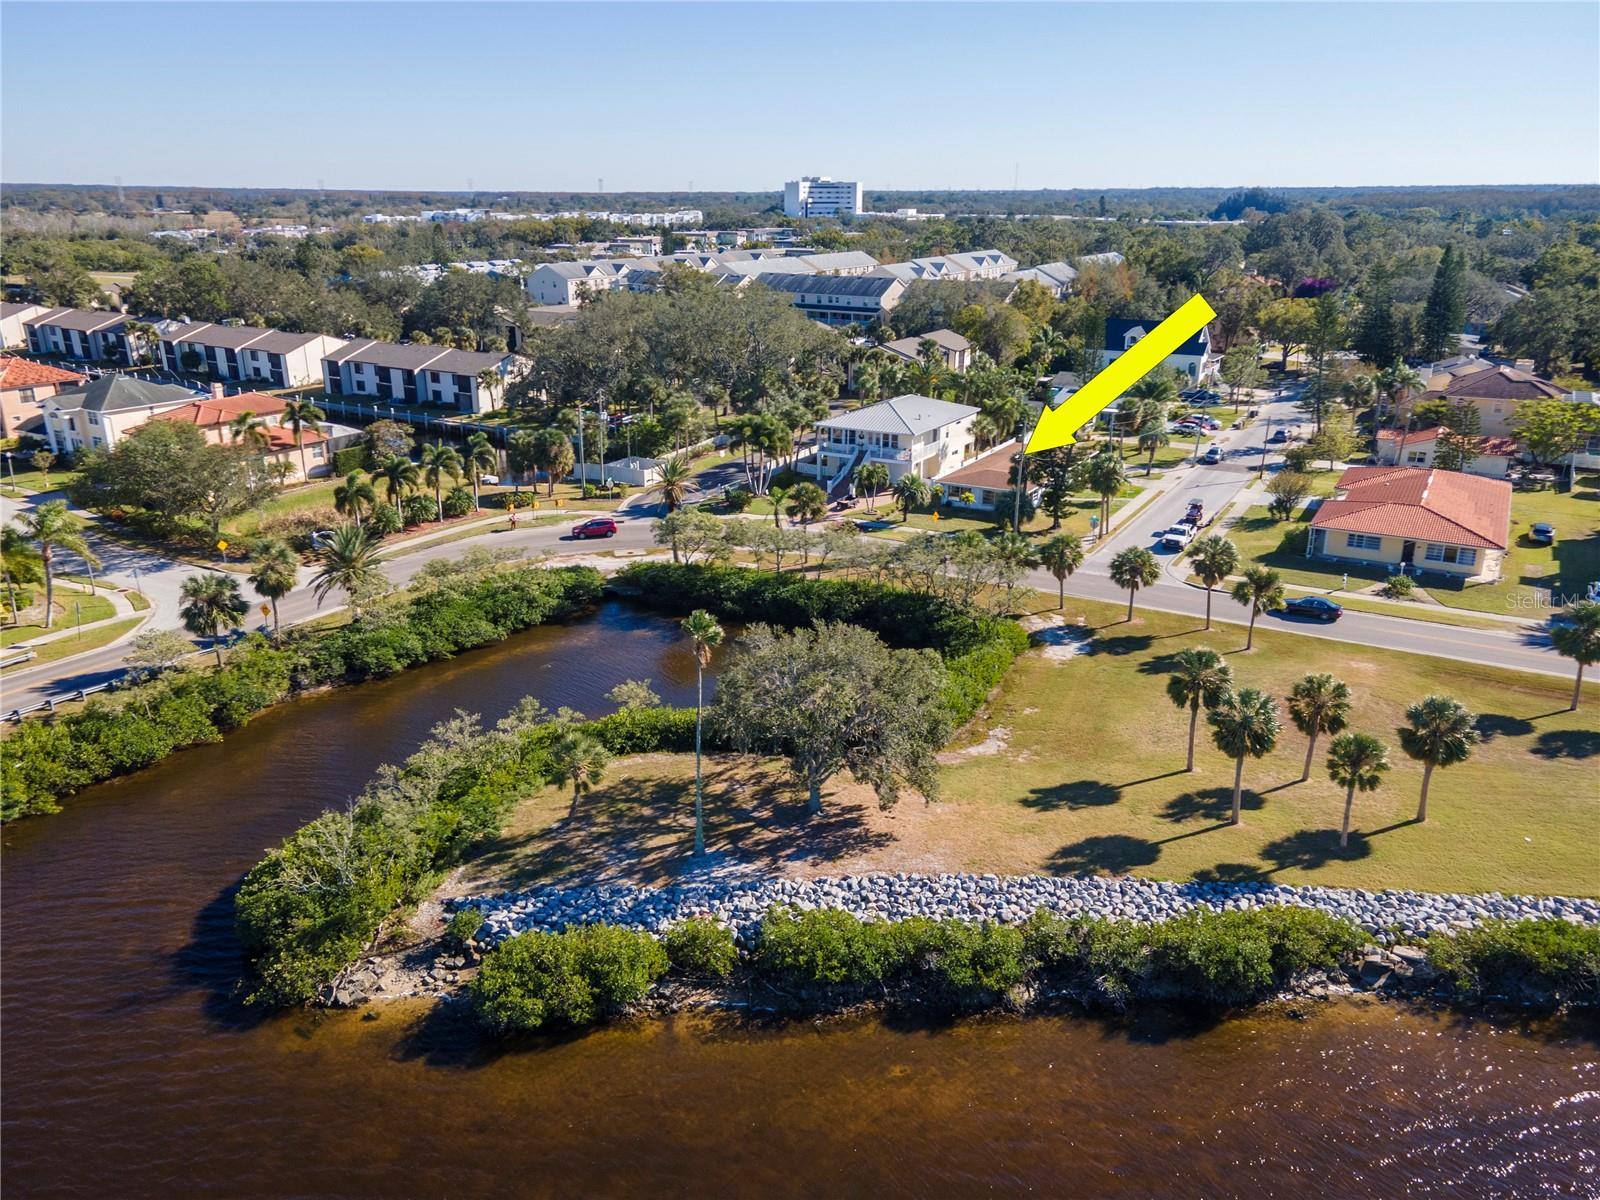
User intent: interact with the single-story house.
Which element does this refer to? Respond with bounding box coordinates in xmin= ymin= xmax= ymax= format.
xmin=41 ymin=375 xmax=201 ymax=456
xmin=144 ymin=385 xmax=333 ymax=481
xmin=879 ymin=329 xmax=974 ymax=373
xmin=811 ymin=394 xmax=978 ymax=494
xmin=0 ymin=356 xmax=85 ymax=439
xmin=1408 ymin=362 xmax=1567 ymax=437
xmin=1103 ymin=316 xmax=1215 ymax=383
xmin=0 ymin=302 xmax=50 ymax=350
xmin=321 ymin=340 xmax=512 ymax=414
xmin=1373 ymin=426 xmax=1520 ymax=479
xmin=159 ymin=322 xmax=346 ymax=389
xmin=1307 ymin=465 xmax=1511 ymax=582
xmin=933 ymin=439 xmax=1039 ymax=511
xmin=22 ymin=307 xmax=140 ymax=364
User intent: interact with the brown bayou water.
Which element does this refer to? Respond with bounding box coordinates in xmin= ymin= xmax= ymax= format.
xmin=2 ymin=600 xmax=1597 ymax=1198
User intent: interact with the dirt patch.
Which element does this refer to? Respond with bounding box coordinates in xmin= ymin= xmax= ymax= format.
xmin=938 ymin=726 xmax=1010 ymax=763
xmin=1020 ymin=613 xmax=1092 ymax=661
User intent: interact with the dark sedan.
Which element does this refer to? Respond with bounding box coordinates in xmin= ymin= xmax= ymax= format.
xmin=1281 ymin=596 xmax=1344 ymax=622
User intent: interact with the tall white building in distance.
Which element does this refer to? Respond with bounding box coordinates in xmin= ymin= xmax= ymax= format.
xmin=784 ymin=176 xmax=864 ymax=218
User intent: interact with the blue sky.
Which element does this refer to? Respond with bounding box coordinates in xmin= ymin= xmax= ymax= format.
xmin=3 ymin=2 xmax=1596 ymax=191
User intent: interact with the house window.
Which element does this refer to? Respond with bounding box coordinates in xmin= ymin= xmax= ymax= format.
xmin=1405 ymin=451 xmax=1427 ymax=464
xmin=87 ymin=414 xmax=99 ymax=426
xmin=19 ymin=387 xmax=36 ymax=403
xmin=1345 ymin=533 xmax=1382 ymax=551
xmin=1424 ymin=544 xmax=1475 ymax=566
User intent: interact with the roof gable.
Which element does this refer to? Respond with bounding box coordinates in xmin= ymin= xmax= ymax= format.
xmin=1310 ymin=466 xmax=1511 ymax=550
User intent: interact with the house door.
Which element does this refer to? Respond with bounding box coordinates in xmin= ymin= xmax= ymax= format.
xmin=1401 ymin=541 xmax=1416 ymax=564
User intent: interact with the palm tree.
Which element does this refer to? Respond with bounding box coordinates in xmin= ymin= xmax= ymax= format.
xmin=1085 ymin=451 xmax=1125 ymax=537
xmin=1109 ymin=546 xmax=1160 ymax=622
xmin=854 ymin=461 xmax=890 ymax=510
xmin=1397 ymin=695 xmax=1479 ymax=823
xmin=462 ymin=431 xmax=496 ymax=509
xmin=419 ymin=441 xmax=463 ymax=521
xmin=228 ymin=410 xmax=270 ymax=454
xmin=1550 ymin=600 xmax=1600 ymax=711
xmin=506 ymin=429 xmax=539 ymax=493
xmin=1208 ymin=687 xmax=1281 ymax=825
xmin=1287 ymin=672 xmax=1352 ymax=783
xmin=1038 ymin=532 xmax=1085 ymax=609
xmin=1230 ymin=565 xmax=1286 ymax=650
xmin=2 ymin=525 xmax=45 ymax=620
xmin=652 ymin=453 xmax=694 ymax=512
xmin=248 ymin=539 xmax=299 ymax=636
xmin=1167 ymin=647 xmax=1233 ymax=772
xmin=125 ymin=320 xmax=163 ymax=369
xmin=854 ymin=357 xmax=884 ymax=403
xmin=1029 ymin=328 xmax=1069 ymax=373
xmin=1326 ymin=732 xmax=1391 ymax=848
xmin=179 ymin=573 xmax=247 ymax=667
xmin=1136 ymin=410 xmax=1170 ymax=475
xmin=281 ymin=399 xmax=325 ymax=480
xmin=333 ymin=471 xmax=376 ymax=528
xmin=892 ymin=473 xmax=930 ymax=523
xmin=12 ymin=499 xmax=98 ymax=622
xmin=310 ymin=523 xmax=386 ymax=619
xmin=1188 ymin=535 xmax=1240 ymax=631
xmin=529 ymin=427 xmax=574 ymax=497
xmin=552 ymin=727 xmax=610 ymax=818
xmin=766 ymin=484 xmax=791 ymax=528
xmin=786 ymin=481 xmax=827 ymax=530
xmin=476 ymin=367 xmax=503 ymax=412
xmin=682 ymin=609 xmax=724 ymax=857
xmin=1376 ymin=361 xmax=1424 ymax=428
xmin=377 ymin=454 xmax=420 ymax=521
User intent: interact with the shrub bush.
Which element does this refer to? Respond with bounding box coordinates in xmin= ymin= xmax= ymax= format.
xmin=446 ymin=907 xmax=485 ymax=950
xmin=1427 ymin=919 xmax=1600 ymax=1003
xmin=255 ymin=506 xmax=339 ymax=549
xmin=331 ymin=446 xmax=366 ymax=476
xmin=663 ymin=917 xmax=738 ymax=979
xmin=928 ymin=920 xmax=1028 ymax=996
xmin=442 ymin=486 xmax=474 ymax=519
xmin=1383 ymin=573 xmax=1417 ymax=599
xmin=367 ymin=503 xmax=404 ymax=536
xmin=585 ymin=705 xmax=700 ymax=754
xmin=402 ymin=494 xmax=436 ymax=527
xmin=470 ymin=924 xmax=668 ymax=1033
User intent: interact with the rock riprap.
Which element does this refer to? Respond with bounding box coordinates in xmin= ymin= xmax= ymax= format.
xmin=455 ymin=873 xmax=1599 ymax=946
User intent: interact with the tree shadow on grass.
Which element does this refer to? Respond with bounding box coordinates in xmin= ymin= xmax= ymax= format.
xmin=1159 ymin=786 xmax=1265 ymax=824
xmin=1022 ymin=779 xmax=1122 ymax=811
xmin=1531 ymin=729 xmax=1600 ymax=759
xmin=1259 ymin=828 xmax=1374 ymax=873
xmin=1092 ymin=634 xmax=1154 ymax=657
xmin=1044 ymin=834 xmax=1160 ymax=875
xmin=1476 ymin=713 xmax=1536 ymax=742
xmin=1190 ymin=862 xmax=1268 ymax=883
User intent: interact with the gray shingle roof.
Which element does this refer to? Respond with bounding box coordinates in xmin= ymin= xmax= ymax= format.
xmin=819 ymin=394 xmax=978 ymax=436
xmin=25 ymin=307 xmax=128 ymax=333
xmin=48 ymin=375 xmax=198 ymax=414
xmin=324 ymin=339 xmax=507 ymax=374
xmin=754 ymin=273 xmax=901 ymax=298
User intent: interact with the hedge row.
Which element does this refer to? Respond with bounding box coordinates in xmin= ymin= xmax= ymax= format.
xmin=1 ymin=565 xmax=604 ymax=821
xmin=1426 ymin=918 xmax=1600 ymax=1004
xmin=468 ymin=905 xmax=1370 ymax=1035
xmin=610 ymin=563 xmax=1028 ymax=726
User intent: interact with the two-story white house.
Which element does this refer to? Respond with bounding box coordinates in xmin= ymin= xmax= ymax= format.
xmin=160 ymin=323 xmax=346 ymax=389
xmin=1103 ymin=316 xmax=1216 ymax=383
xmin=41 ymin=375 xmax=201 ymax=456
xmin=321 ymin=340 xmax=512 ymax=414
xmin=811 ymin=394 xmax=978 ymax=496
xmin=525 ymin=261 xmax=632 ymax=306
xmin=22 ymin=307 xmax=139 ymax=364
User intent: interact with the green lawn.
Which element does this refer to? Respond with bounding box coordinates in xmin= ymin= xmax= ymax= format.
xmin=0 ymin=464 xmax=80 ymax=495
xmin=2 ymin=589 xmax=115 ymax=646
xmin=462 ymin=591 xmax=1598 ymax=898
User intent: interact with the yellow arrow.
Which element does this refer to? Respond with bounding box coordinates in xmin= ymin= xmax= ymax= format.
xmin=1026 ymin=293 xmax=1217 ymax=453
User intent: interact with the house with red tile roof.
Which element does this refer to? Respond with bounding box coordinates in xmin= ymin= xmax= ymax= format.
xmin=1373 ymin=425 xmax=1521 ymax=480
xmin=0 ymin=356 xmax=85 ymax=439
xmin=144 ymin=386 xmax=331 ymax=481
xmin=1307 ymin=465 xmax=1511 ymax=582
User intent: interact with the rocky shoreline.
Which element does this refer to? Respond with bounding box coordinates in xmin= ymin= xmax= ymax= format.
xmin=322 ymin=872 xmax=1598 ymax=1009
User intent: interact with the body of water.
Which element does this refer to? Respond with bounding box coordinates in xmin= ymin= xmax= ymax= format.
xmin=2 ymin=600 xmax=1596 ymax=1198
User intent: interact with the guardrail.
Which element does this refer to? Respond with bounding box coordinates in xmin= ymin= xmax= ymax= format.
xmin=0 ymin=648 xmax=38 ymax=669
xmin=4 ymin=673 xmax=124 ymax=722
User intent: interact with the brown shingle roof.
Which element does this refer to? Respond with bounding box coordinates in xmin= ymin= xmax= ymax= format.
xmin=1422 ymin=363 xmax=1565 ymax=403
xmin=934 ymin=442 xmax=1021 ymax=490
xmin=1310 ymin=466 xmax=1511 ymax=550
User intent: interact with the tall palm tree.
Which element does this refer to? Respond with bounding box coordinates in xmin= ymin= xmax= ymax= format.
xmin=310 ymin=523 xmax=385 ymax=619
xmin=1029 ymin=328 xmax=1069 ymax=373
xmin=333 ymin=471 xmax=376 ymax=528
xmin=2 ymin=524 xmax=45 ymax=620
xmin=11 ymin=499 xmax=98 ymax=622
xmin=1326 ymin=732 xmax=1390 ymax=848
xmin=1109 ymin=546 xmax=1160 ymax=622
xmin=125 ymin=320 xmax=163 ymax=369
xmin=247 ymin=538 xmax=299 ymax=636
xmin=682 ymin=609 xmax=724 ymax=857
xmin=1230 ymin=565 xmax=1286 ymax=650
xmin=892 ymin=473 xmax=930 ymax=523
xmin=1208 ymin=687 xmax=1281 ymax=825
xmin=179 ymin=573 xmax=247 ymax=667
xmin=476 ymin=367 xmax=503 ymax=412
xmin=377 ymin=455 xmax=420 ymax=521
xmin=652 ymin=453 xmax=694 ymax=512
xmin=1166 ymin=647 xmax=1233 ymax=772
xmin=1136 ymin=410 xmax=1170 ymax=475
xmin=1376 ymin=361 xmax=1425 ymax=428
xmin=1287 ymin=673 xmax=1352 ymax=783
xmin=552 ymin=727 xmax=610 ymax=818
xmin=1550 ymin=599 xmax=1600 ymax=711
xmin=854 ymin=357 xmax=883 ymax=404
xmin=281 ymin=399 xmax=325 ymax=480
xmin=506 ymin=429 xmax=539 ymax=493
xmin=1188 ymin=535 xmax=1240 ymax=631
xmin=1397 ymin=695 xmax=1479 ymax=823
xmin=1085 ymin=451 xmax=1125 ymax=537
xmin=529 ymin=427 xmax=574 ymax=497
xmin=462 ymin=431 xmax=496 ymax=509
xmin=1039 ymin=532 xmax=1085 ymax=609
xmin=419 ymin=441 xmax=463 ymax=521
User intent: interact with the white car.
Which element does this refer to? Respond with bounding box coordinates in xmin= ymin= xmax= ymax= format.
xmin=1159 ymin=525 xmax=1196 ymax=550
xmin=480 ymin=473 xmax=500 ymax=485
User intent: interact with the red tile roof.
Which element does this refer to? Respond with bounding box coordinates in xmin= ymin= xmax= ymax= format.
xmin=1375 ymin=426 xmax=1441 ymax=450
xmin=1311 ymin=466 xmax=1511 ymax=550
xmin=149 ymin=391 xmax=286 ymax=427
xmin=0 ymin=356 xmax=86 ymax=391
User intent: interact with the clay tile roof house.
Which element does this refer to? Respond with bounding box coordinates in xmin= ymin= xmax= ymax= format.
xmin=0 ymin=356 xmax=85 ymax=439
xmin=1408 ymin=362 xmax=1568 ymax=436
xmin=1308 ymin=465 xmax=1512 ymax=582
xmin=1373 ymin=425 xmax=1522 ymax=479
xmin=146 ymin=387 xmax=331 ymax=481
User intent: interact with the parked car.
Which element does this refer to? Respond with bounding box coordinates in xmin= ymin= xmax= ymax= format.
xmin=1269 ymin=428 xmax=1289 ymax=444
xmin=1282 ymin=596 xmax=1344 ymax=622
xmin=1159 ymin=525 xmax=1196 ymax=550
xmin=1529 ymin=522 xmax=1556 ymax=545
xmin=1201 ymin=444 xmax=1223 ymax=464
xmin=309 ymin=529 xmax=336 ymax=549
xmin=479 ymin=473 xmax=500 ymax=486
xmin=570 ymin=517 xmax=618 ymax=539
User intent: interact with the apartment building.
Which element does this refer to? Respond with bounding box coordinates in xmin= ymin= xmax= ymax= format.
xmin=40 ymin=375 xmax=200 ymax=455
xmin=872 ymin=250 xmax=1019 ymax=284
xmin=160 ymin=323 xmax=347 ymax=389
xmin=752 ymin=273 xmax=906 ymax=327
xmin=783 ymin=177 xmax=864 ymax=218
xmin=322 ymin=340 xmax=512 ymax=414
xmin=21 ymin=308 xmax=138 ymax=364
xmin=0 ymin=302 xmax=49 ymax=350
xmin=525 ymin=261 xmax=631 ymax=306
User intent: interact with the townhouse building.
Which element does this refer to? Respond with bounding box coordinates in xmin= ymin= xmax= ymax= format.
xmin=751 ymin=273 xmax=906 ymax=327
xmin=872 ymin=250 xmax=1019 ymax=284
xmin=1 ymin=302 xmax=49 ymax=350
xmin=160 ymin=323 xmax=347 ymax=389
xmin=525 ymin=261 xmax=631 ymax=306
xmin=21 ymin=307 xmax=138 ymax=364
xmin=321 ymin=340 xmax=512 ymax=414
